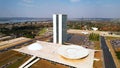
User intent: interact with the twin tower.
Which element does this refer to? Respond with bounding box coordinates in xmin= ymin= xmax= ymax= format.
xmin=53 ymin=14 xmax=67 ymax=44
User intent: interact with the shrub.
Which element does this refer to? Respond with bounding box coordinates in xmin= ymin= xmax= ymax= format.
xmin=89 ymin=33 xmax=100 ymax=41
xmin=116 ymin=52 xmax=120 ymax=59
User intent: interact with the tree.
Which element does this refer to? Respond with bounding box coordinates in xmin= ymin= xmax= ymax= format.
xmin=89 ymin=33 xmax=100 ymax=41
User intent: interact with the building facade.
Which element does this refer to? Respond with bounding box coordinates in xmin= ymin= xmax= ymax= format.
xmin=53 ymin=14 xmax=67 ymax=44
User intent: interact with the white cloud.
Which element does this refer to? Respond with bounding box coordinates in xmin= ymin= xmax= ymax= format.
xmin=22 ymin=0 xmax=33 ymax=3
xmin=70 ymin=0 xmax=80 ymax=2
xmin=20 ymin=3 xmax=34 ymax=7
xmin=20 ymin=0 xmax=34 ymax=7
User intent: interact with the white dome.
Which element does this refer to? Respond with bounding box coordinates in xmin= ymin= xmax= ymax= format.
xmin=27 ymin=42 xmax=43 ymax=50
xmin=92 ymin=27 xmax=98 ymax=31
xmin=57 ymin=45 xmax=89 ymax=59
xmin=81 ymin=31 xmax=88 ymax=34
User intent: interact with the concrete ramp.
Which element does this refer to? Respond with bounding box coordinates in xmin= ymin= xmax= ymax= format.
xmin=19 ymin=56 xmax=40 ymax=68
xmin=24 ymin=58 xmax=40 ymax=68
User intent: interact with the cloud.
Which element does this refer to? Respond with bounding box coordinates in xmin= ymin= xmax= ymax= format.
xmin=70 ymin=0 xmax=80 ymax=2
xmin=22 ymin=0 xmax=33 ymax=3
xmin=20 ymin=0 xmax=35 ymax=7
xmin=20 ymin=3 xmax=34 ymax=7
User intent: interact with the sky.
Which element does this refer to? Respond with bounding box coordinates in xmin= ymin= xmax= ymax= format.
xmin=0 ymin=0 xmax=120 ymax=18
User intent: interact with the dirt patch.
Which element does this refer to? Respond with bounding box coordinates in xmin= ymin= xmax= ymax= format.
xmin=94 ymin=41 xmax=101 ymax=50
xmin=115 ymin=48 xmax=120 ymax=52
xmin=0 ymin=50 xmax=30 ymax=67
xmin=94 ymin=51 xmax=103 ymax=68
xmin=31 ymin=59 xmax=69 ymax=68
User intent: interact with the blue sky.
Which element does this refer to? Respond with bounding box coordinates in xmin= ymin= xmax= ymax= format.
xmin=0 ymin=0 xmax=120 ymax=18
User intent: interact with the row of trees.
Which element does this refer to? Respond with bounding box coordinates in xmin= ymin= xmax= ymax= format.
xmin=67 ymin=21 xmax=120 ymax=31
xmin=89 ymin=33 xmax=100 ymax=41
xmin=0 ymin=26 xmax=46 ymax=38
xmin=0 ymin=26 xmax=37 ymax=38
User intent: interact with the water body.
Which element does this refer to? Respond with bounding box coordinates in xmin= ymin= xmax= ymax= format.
xmin=0 ymin=17 xmax=119 ymax=23
xmin=0 ymin=17 xmax=52 ymax=23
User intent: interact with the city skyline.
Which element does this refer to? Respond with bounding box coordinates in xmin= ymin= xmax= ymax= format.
xmin=0 ymin=0 xmax=120 ymax=18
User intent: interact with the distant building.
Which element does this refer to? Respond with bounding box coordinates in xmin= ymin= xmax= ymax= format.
xmin=53 ymin=14 xmax=67 ymax=44
xmin=92 ymin=27 xmax=98 ymax=31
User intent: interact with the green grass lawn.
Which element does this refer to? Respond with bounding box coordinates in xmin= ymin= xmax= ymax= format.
xmin=39 ymin=28 xmax=47 ymax=36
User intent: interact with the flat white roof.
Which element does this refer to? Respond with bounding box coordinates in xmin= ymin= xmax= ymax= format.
xmin=14 ymin=41 xmax=94 ymax=68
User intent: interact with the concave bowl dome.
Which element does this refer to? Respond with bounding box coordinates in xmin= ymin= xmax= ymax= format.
xmin=57 ymin=45 xmax=89 ymax=59
xmin=27 ymin=42 xmax=43 ymax=50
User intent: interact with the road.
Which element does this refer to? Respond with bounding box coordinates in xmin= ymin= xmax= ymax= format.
xmin=100 ymin=36 xmax=116 ymax=68
xmin=0 ymin=40 xmax=34 ymax=53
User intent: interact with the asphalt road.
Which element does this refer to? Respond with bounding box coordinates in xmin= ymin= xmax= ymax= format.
xmin=100 ymin=36 xmax=116 ymax=68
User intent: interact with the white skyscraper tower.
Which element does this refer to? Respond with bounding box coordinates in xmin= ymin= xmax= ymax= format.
xmin=53 ymin=14 xmax=67 ymax=44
